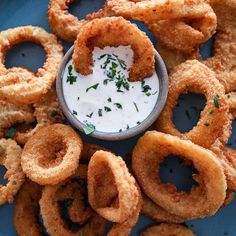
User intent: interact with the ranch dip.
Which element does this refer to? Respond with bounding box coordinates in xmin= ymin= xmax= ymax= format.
xmin=62 ymin=46 xmax=159 ymax=134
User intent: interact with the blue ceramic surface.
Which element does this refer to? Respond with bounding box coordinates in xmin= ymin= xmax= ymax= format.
xmin=0 ymin=1 xmax=235 ymax=236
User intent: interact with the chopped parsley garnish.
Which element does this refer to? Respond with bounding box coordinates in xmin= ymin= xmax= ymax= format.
xmin=137 ymin=121 xmax=141 ymax=125
xmin=77 ymin=97 xmax=80 ymax=100
xmin=5 ymin=128 xmax=16 ymax=138
xmin=119 ymin=129 xmax=122 ymax=132
xmin=66 ymin=65 xmax=77 ymax=84
xmin=64 ymin=199 xmax=74 ymax=208
xmin=51 ymin=110 xmax=58 ymax=117
xmin=86 ymin=112 xmax=93 ymax=118
xmin=103 ymin=79 xmax=109 ymax=85
xmin=214 ymin=94 xmax=220 ymax=108
xmin=133 ymin=102 xmax=139 ymax=112
xmin=114 ymin=103 xmax=122 ymax=109
xmin=141 ymin=81 xmax=152 ymax=96
xmin=104 ymin=106 xmax=111 ymax=112
xmin=126 ymin=125 xmax=130 ymax=130
xmin=83 ymin=122 xmax=96 ymax=135
xmin=86 ymin=83 xmax=99 ymax=92
xmin=72 ymin=110 xmax=78 ymax=115
xmin=185 ymin=110 xmax=191 ymax=120
xmin=107 ymin=97 xmax=112 ymax=102
xmin=204 ymin=123 xmax=210 ymax=127
xmin=115 ymin=74 xmax=129 ymax=91
xmin=98 ymin=109 xmax=103 ymax=117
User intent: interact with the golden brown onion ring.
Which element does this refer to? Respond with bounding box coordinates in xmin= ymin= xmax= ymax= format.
xmin=14 ymin=180 xmax=43 ymax=236
xmin=88 ymin=150 xmax=140 ymax=223
xmin=72 ymin=17 xmax=155 ymax=82
xmin=0 ymin=26 xmax=63 ymax=104
xmin=21 ymin=124 xmax=83 ymax=185
xmin=205 ymin=0 xmax=236 ymax=93
xmin=0 ymin=139 xmax=25 ymax=205
xmin=139 ymin=223 xmax=196 ymax=236
xmin=156 ymin=60 xmax=229 ymax=148
xmin=40 ymin=165 xmax=107 ymax=236
xmin=48 ymin=0 xmax=104 ymax=42
xmin=132 ymin=131 xmax=227 ymax=219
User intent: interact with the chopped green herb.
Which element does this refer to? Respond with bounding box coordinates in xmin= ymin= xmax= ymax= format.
xmin=137 ymin=121 xmax=141 ymax=125
xmin=98 ymin=109 xmax=103 ymax=117
xmin=152 ymin=91 xmax=158 ymax=95
xmin=117 ymin=89 xmax=124 ymax=93
xmin=86 ymin=83 xmax=99 ymax=92
xmin=114 ymin=103 xmax=122 ymax=109
xmin=214 ymin=94 xmax=220 ymax=108
xmin=51 ymin=110 xmax=58 ymax=117
xmin=86 ymin=112 xmax=93 ymax=118
xmin=77 ymin=97 xmax=80 ymax=100
xmin=145 ymin=92 xmax=151 ymax=96
xmin=104 ymin=106 xmax=111 ymax=112
xmin=119 ymin=129 xmax=122 ymax=132
xmin=115 ymin=74 xmax=129 ymax=91
xmin=185 ymin=110 xmax=191 ymax=120
xmin=5 ymin=128 xmax=16 ymax=138
xmin=72 ymin=110 xmax=78 ymax=115
xmin=64 ymin=199 xmax=73 ymax=208
xmin=133 ymin=102 xmax=139 ymax=112
xmin=107 ymin=97 xmax=112 ymax=102
xmin=141 ymin=81 xmax=152 ymax=96
xmin=126 ymin=125 xmax=130 ymax=130
xmin=103 ymin=79 xmax=109 ymax=85
xmin=66 ymin=65 xmax=77 ymax=84
xmin=204 ymin=123 xmax=210 ymax=127
xmin=209 ymin=110 xmax=214 ymax=115
xmin=83 ymin=122 xmax=96 ymax=135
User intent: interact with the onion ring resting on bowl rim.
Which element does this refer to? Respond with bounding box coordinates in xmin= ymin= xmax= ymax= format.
xmin=139 ymin=223 xmax=196 ymax=236
xmin=21 ymin=124 xmax=83 ymax=185
xmin=0 ymin=138 xmax=25 ymax=205
xmin=72 ymin=17 xmax=155 ymax=82
xmin=88 ymin=150 xmax=140 ymax=223
xmin=40 ymin=165 xmax=107 ymax=236
xmin=132 ymin=131 xmax=227 ymax=219
xmin=14 ymin=180 xmax=43 ymax=236
xmin=156 ymin=60 xmax=229 ymax=149
xmin=0 ymin=26 xmax=63 ymax=104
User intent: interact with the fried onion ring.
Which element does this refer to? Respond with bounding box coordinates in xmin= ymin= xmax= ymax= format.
xmin=139 ymin=223 xmax=196 ymax=236
xmin=14 ymin=180 xmax=43 ymax=236
xmin=204 ymin=0 xmax=236 ymax=93
xmin=0 ymin=139 xmax=25 ymax=205
xmin=48 ymin=0 xmax=102 ymax=42
xmin=88 ymin=150 xmax=140 ymax=223
xmin=40 ymin=165 xmax=107 ymax=236
xmin=156 ymin=60 xmax=229 ymax=148
xmin=21 ymin=124 xmax=83 ymax=185
xmin=0 ymin=26 xmax=63 ymax=104
xmin=132 ymin=131 xmax=227 ymax=219
xmin=72 ymin=17 xmax=155 ymax=82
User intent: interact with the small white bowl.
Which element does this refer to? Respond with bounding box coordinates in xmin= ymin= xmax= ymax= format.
xmin=56 ymin=46 xmax=168 ymax=141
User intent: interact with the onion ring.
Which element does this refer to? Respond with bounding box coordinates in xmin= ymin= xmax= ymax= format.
xmin=72 ymin=17 xmax=155 ymax=82
xmin=48 ymin=0 xmax=102 ymax=42
xmin=40 ymin=165 xmax=107 ymax=236
xmin=142 ymin=194 xmax=185 ymax=223
xmin=132 ymin=131 xmax=227 ymax=219
xmin=88 ymin=150 xmax=140 ymax=223
xmin=204 ymin=0 xmax=236 ymax=93
xmin=14 ymin=89 xmax=64 ymax=145
xmin=0 ymin=26 xmax=63 ymax=104
xmin=156 ymin=60 xmax=229 ymax=148
xmin=21 ymin=124 xmax=83 ymax=185
xmin=14 ymin=180 xmax=43 ymax=236
xmin=139 ymin=223 xmax=196 ymax=236
xmin=0 ymin=138 xmax=25 ymax=205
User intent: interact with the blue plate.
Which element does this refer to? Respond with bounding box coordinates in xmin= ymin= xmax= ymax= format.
xmin=0 ymin=1 xmax=235 ymax=235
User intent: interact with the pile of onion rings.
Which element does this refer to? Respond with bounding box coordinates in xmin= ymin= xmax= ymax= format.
xmin=72 ymin=17 xmax=155 ymax=82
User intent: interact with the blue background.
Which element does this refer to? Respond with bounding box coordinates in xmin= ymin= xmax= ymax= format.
xmin=0 ymin=0 xmax=236 ymax=235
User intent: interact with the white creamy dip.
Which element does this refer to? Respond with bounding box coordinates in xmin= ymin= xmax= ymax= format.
xmin=62 ymin=46 xmax=159 ymax=134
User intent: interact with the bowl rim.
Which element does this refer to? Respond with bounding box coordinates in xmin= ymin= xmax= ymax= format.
xmin=56 ymin=46 xmax=168 ymax=141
